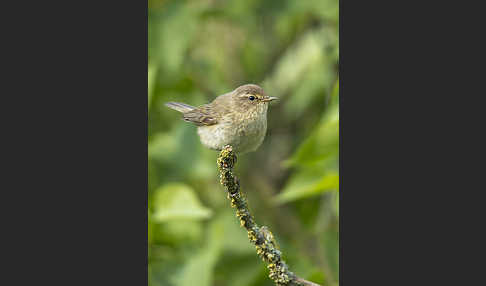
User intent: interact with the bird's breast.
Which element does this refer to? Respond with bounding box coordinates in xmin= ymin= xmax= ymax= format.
xmin=197 ymin=108 xmax=268 ymax=153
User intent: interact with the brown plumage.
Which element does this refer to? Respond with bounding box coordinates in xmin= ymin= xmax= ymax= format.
xmin=165 ymin=84 xmax=278 ymax=154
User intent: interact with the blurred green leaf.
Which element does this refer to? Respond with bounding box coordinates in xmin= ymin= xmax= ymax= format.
xmin=149 ymin=2 xmax=200 ymax=75
xmin=148 ymin=132 xmax=178 ymax=162
xmin=335 ymin=189 xmax=339 ymax=218
xmin=148 ymin=64 xmax=157 ymax=110
xmin=275 ymin=171 xmax=338 ymax=204
xmin=304 ymin=270 xmax=326 ymax=286
xmin=152 ymin=183 xmax=212 ymax=221
xmin=149 ymin=254 xmax=187 ymax=286
xmin=148 ymin=159 xmax=159 ymax=193
xmin=171 ymin=248 xmax=217 ymax=286
xmin=283 ymin=63 xmax=330 ymax=120
xmin=156 ymin=220 xmax=204 ymax=244
xmin=148 ymin=211 xmax=154 ymax=245
xmin=215 ymin=256 xmax=265 ymax=286
xmin=284 ymin=83 xmax=339 ymax=167
xmin=264 ymin=29 xmax=325 ymax=98
xmin=171 ymin=213 xmax=228 ymax=286
xmin=331 ymin=78 xmax=339 ymax=101
xmin=322 ymin=221 xmax=339 ymax=282
xmin=284 ymin=118 xmax=338 ymax=168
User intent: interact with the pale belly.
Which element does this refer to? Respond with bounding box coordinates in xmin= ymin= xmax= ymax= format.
xmin=197 ymin=116 xmax=267 ymax=154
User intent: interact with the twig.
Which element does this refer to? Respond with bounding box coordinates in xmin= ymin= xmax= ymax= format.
xmin=217 ymin=145 xmax=322 ymax=286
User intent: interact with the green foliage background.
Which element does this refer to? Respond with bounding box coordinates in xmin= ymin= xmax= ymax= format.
xmin=148 ymin=1 xmax=339 ymax=285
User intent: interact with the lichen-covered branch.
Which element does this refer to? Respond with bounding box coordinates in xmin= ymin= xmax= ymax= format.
xmin=217 ymin=145 xmax=321 ymax=286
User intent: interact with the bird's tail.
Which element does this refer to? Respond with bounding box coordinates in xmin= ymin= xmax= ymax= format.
xmin=165 ymin=102 xmax=195 ymax=113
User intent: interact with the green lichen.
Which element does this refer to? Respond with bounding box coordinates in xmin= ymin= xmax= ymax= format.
xmin=217 ymin=145 xmax=307 ymax=286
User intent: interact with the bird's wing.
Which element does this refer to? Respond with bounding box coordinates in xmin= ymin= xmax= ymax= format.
xmin=183 ymin=104 xmax=218 ymax=126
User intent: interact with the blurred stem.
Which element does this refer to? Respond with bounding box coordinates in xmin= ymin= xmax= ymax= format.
xmin=217 ymin=146 xmax=321 ymax=286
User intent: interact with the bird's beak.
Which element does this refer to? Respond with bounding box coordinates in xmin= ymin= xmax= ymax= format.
xmin=262 ymin=96 xmax=279 ymax=102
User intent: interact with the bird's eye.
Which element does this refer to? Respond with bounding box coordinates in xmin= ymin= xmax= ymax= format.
xmin=248 ymin=96 xmax=255 ymax=101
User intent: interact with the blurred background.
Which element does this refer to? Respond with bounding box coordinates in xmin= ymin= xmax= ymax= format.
xmin=148 ymin=0 xmax=338 ymax=285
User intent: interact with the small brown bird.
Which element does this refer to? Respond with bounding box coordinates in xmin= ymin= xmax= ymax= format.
xmin=165 ymin=84 xmax=278 ymax=154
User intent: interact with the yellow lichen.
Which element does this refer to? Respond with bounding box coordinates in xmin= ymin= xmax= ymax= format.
xmin=218 ymin=146 xmax=300 ymax=286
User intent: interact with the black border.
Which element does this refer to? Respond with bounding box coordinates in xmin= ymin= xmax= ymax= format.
xmin=4 ymin=1 xmax=149 ymax=285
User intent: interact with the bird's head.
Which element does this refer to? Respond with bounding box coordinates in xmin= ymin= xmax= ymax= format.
xmin=231 ymin=84 xmax=278 ymax=114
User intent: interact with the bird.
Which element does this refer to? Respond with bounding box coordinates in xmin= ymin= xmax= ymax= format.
xmin=165 ymin=84 xmax=278 ymax=154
